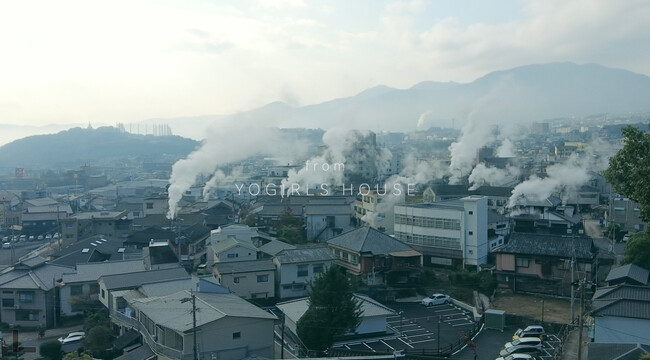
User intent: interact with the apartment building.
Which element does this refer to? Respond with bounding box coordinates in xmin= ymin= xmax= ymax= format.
xmin=394 ymin=196 xmax=488 ymax=269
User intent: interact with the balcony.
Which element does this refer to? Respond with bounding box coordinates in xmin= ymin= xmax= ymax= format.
xmin=111 ymin=311 xmax=184 ymax=359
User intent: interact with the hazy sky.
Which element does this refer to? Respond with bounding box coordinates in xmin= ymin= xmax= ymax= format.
xmin=1 ymin=0 xmax=649 ymax=129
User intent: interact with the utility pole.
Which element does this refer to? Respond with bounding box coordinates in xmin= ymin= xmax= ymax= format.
xmin=181 ymin=293 xmax=198 ymax=360
xmin=437 ymin=316 xmax=441 ymax=353
xmin=578 ymin=279 xmax=586 ymax=360
xmin=280 ymin=313 xmax=286 ymax=359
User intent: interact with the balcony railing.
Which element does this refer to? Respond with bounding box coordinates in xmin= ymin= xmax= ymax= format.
xmin=111 ymin=311 xmax=184 ymax=360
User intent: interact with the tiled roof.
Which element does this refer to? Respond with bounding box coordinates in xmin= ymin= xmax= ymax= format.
xmin=275 ymin=246 xmax=335 ymax=264
xmin=326 ymin=226 xmax=412 ymax=255
xmin=62 ymin=260 xmax=146 ymax=283
xmin=211 ymin=237 xmax=259 ymax=254
xmin=494 ymin=232 xmax=596 ymax=259
xmin=259 ymin=239 xmax=296 ymax=256
xmin=605 ymin=264 xmax=649 ymax=285
xmin=592 ymin=284 xmax=650 ymax=320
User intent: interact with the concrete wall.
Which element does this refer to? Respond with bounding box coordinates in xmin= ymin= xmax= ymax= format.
xmin=216 ymin=269 xmax=275 ymax=299
xmin=215 ymin=245 xmax=257 ymax=263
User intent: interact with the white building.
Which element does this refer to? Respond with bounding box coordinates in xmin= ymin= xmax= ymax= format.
xmin=273 ymin=247 xmax=335 ymax=299
xmin=394 ymin=196 xmax=488 ymax=269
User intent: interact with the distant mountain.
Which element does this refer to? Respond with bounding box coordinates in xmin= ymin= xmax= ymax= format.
xmin=184 ymin=62 xmax=650 ymax=133
xmin=137 ymin=62 xmax=650 ymax=139
xmin=0 ymin=126 xmax=200 ymax=168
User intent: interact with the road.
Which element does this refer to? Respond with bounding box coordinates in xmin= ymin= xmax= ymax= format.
xmin=583 ymin=218 xmax=625 ymax=265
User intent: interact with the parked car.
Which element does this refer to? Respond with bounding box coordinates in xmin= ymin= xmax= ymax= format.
xmin=504 ymin=337 xmax=543 ymax=350
xmin=513 ymin=325 xmax=546 ymax=340
xmin=421 ymin=293 xmax=451 ymax=306
xmin=58 ymin=331 xmax=85 ymax=344
xmin=2 ymin=242 xmax=11 ymax=249
xmin=496 ymin=353 xmax=536 ymax=360
xmin=622 ymin=234 xmax=632 ymax=243
xmin=499 ymin=343 xmax=542 ymax=358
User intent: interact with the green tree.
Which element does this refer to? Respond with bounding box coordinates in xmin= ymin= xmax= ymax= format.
xmin=623 ymin=231 xmax=650 ymax=269
xmin=273 ymin=207 xmax=306 ymax=244
xmin=39 ymin=340 xmax=62 ymax=360
xmin=604 ymin=124 xmax=650 ymax=222
xmin=296 ymin=265 xmax=363 ymax=354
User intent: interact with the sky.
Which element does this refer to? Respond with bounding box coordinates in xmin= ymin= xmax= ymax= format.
xmin=1 ymin=0 xmax=650 ymax=135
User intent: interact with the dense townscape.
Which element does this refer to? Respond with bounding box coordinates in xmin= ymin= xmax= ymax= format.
xmin=0 ymin=109 xmax=649 ymax=359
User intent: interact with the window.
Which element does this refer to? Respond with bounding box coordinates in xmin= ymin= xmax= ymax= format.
xmin=2 ymin=298 xmax=14 ymax=308
xmin=227 ymin=253 xmax=238 ymax=258
xmin=15 ymin=309 xmax=39 ymax=321
xmin=18 ymin=292 xmax=34 ymax=303
xmin=257 ymin=275 xmax=269 ymax=283
xmin=468 ymin=250 xmax=473 ymax=255
xmin=297 ymin=264 xmax=308 ymax=277
xmin=469 ymin=211 xmax=473 ymax=215
xmin=146 ymin=203 xmax=154 ymax=209
xmin=101 ymin=289 xmax=105 ymax=299
xmin=70 ymin=285 xmax=83 ymax=296
xmin=468 ymin=231 xmax=473 ymax=235
xmin=352 ymin=255 xmax=359 ymax=264
xmin=313 ymin=263 xmax=324 ymax=274
xmin=234 ymin=277 xmax=241 ymax=284
xmin=66 ymin=223 xmax=74 ymax=228
xmin=516 ymin=258 xmax=530 ymax=268
xmin=233 ymin=332 xmax=241 ymax=340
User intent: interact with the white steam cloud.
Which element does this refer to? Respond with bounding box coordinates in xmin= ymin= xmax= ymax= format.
xmin=468 ymin=163 xmax=521 ymax=190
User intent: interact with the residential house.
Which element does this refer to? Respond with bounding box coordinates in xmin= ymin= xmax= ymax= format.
xmin=259 ymin=239 xmax=296 ymax=259
xmin=354 ymin=190 xmax=404 ymax=235
xmin=142 ymin=196 xmax=169 ymax=217
xmin=274 ymin=246 xmax=336 ymax=299
xmin=494 ymin=233 xmax=597 ymax=296
xmin=591 ymin=284 xmax=650 ymax=344
xmin=202 ymin=201 xmax=236 ymax=229
xmin=111 ymin=291 xmax=276 ymax=359
xmin=98 ymin=267 xmax=189 ymax=313
xmin=326 ymin=226 xmax=422 ymax=285
xmin=124 ymin=227 xmax=175 ymax=250
xmin=59 ymin=259 xmax=146 ymax=316
xmin=605 ymin=264 xmax=650 ymax=286
xmin=587 ymin=343 xmax=650 ymax=360
xmin=209 ymin=237 xmax=259 ymax=266
xmin=21 ymin=201 xmax=72 ymax=237
xmin=304 ymin=203 xmax=355 ymax=242
xmin=276 ymin=293 xmax=395 ymax=337
xmin=609 ymin=197 xmax=647 ymax=233
xmin=49 ymin=235 xmax=139 ymax=267
xmin=488 ymin=209 xmax=509 ymax=252
xmin=213 ymin=259 xmax=276 ymax=299
xmin=60 ymin=210 xmax=130 ymax=244
xmin=0 ymin=256 xmax=73 ymax=327
xmin=394 ymin=196 xmax=488 ymax=269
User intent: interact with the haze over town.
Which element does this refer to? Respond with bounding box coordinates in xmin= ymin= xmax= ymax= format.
xmin=1 ymin=1 xmax=650 ymax=360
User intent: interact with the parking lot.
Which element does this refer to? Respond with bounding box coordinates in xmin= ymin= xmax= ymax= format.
xmin=333 ymin=301 xmax=477 ymax=354
xmin=454 ymin=325 xmax=562 ymax=360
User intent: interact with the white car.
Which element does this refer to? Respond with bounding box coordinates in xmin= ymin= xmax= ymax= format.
xmin=2 ymin=242 xmax=11 ymax=249
xmin=421 ymin=293 xmax=451 ymax=306
xmin=58 ymin=331 xmax=85 ymax=344
xmin=496 ymin=353 xmax=536 ymax=360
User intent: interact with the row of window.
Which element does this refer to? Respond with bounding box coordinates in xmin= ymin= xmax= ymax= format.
xmin=394 ymin=214 xmax=461 ymax=230
xmin=333 ymin=249 xmax=359 ymax=264
xmin=394 ymin=232 xmax=461 ymax=250
xmin=233 ymin=274 xmax=269 ymax=283
xmin=1 ymin=291 xmax=34 ymax=307
xmin=516 ymin=257 xmax=593 ymax=272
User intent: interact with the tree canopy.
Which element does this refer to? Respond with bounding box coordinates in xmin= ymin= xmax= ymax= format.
xmin=603 ymin=124 xmax=650 ymax=222
xmin=274 ymin=207 xmax=307 ymax=245
xmin=623 ymin=231 xmax=650 ymax=269
xmin=296 ymin=265 xmax=363 ymax=354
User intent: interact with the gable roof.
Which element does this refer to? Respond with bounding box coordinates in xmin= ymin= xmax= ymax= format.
xmin=259 ymin=239 xmax=296 ymax=256
xmin=605 ymin=264 xmax=650 ymax=285
xmin=211 ymin=237 xmax=259 ymax=254
xmin=50 ymin=235 xmax=130 ymax=266
xmin=326 ymin=226 xmax=413 ymax=255
xmin=99 ymin=267 xmax=188 ymax=290
xmin=0 ymin=262 xmax=73 ymax=291
xmin=276 ymin=293 xmax=395 ymax=324
xmin=587 ymin=343 xmax=650 ymax=360
xmin=592 ymin=284 xmax=650 ymax=320
xmin=495 ymin=232 xmax=596 ymax=259
xmin=214 ymin=259 xmax=276 ymax=274
xmin=275 ymin=246 xmax=335 ymax=264
xmin=130 ymin=290 xmax=276 ymax=333
xmin=62 ymin=260 xmax=146 ymax=284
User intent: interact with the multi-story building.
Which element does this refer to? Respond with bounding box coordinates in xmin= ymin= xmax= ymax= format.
xmin=609 ymin=196 xmax=646 ymax=233
xmin=273 ymin=247 xmax=335 ymax=299
xmin=394 ymin=196 xmax=488 ymax=269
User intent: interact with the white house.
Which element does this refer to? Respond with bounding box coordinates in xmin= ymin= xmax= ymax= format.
xmin=213 ymin=259 xmax=276 ymax=299
xmin=394 ymin=196 xmax=488 ymax=269
xmin=276 ymin=293 xmax=395 ymax=336
xmin=210 ymin=237 xmax=259 ymax=265
xmin=111 ymin=290 xmax=277 ymax=359
xmin=273 ymin=247 xmax=335 ymax=299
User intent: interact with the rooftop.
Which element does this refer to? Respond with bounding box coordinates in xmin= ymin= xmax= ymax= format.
xmin=327 ymin=226 xmax=413 ymax=255
xmin=495 ymin=232 xmax=596 ymax=259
